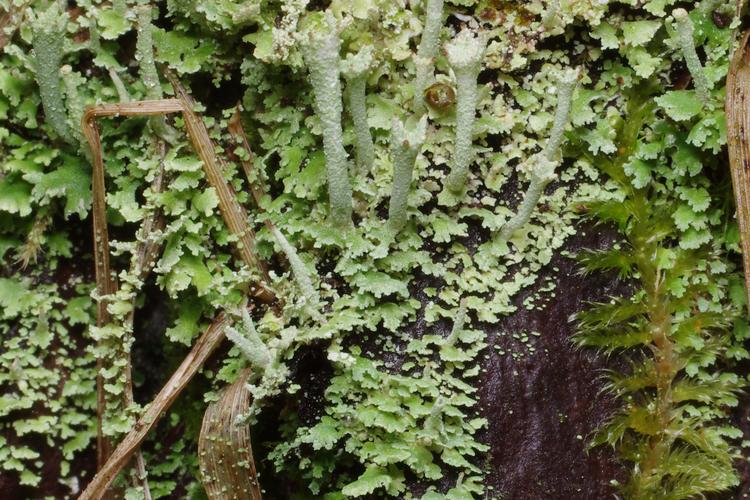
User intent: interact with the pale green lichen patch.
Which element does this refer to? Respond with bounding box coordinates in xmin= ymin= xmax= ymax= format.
xmin=1 ymin=1 xmax=747 ymax=499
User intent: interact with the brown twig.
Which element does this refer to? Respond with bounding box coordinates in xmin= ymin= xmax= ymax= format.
xmin=77 ymin=313 xmax=231 ymax=500
xmin=120 ymin=139 xmax=168 ymax=500
xmin=198 ymin=368 xmax=262 ymax=500
xmin=163 ymin=72 xmax=274 ymax=301
xmin=227 ymin=105 xmax=267 ymax=207
xmin=81 ymin=96 xmax=275 ymax=483
xmin=726 ymin=28 xmax=750 ymax=313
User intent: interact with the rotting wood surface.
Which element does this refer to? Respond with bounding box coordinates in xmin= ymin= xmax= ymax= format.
xmin=726 ymin=28 xmax=750 ymax=314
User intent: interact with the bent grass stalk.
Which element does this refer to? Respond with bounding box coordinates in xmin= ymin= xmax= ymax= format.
xmin=198 ymin=368 xmax=262 ymax=500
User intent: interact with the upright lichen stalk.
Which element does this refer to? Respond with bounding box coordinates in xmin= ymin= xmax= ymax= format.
xmin=413 ymin=0 xmax=444 ymax=114
xmin=31 ymin=2 xmax=71 ymax=141
xmin=300 ymin=13 xmax=353 ymax=227
xmin=60 ymin=65 xmax=86 ymax=147
xmin=672 ymin=8 xmax=711 ymax=105
xmin=500 ymin=68 xmax=578 ymax=239
xmin=135 ymin=5 xmax=176 ymax=143
xmin=443 ymin=298 xmax=467 ymax=347
xmin=443 ymin=29 xmax=486 ymax=195
xmin=268 ymin=224 xmax=320 ymax=309
xmin=226 ymin=308 xmax=272 ymax=372
xmin=388 ymin=116 xmax=427 ymax=233
xmin=342 ymin=46 xmax=375 ymax=175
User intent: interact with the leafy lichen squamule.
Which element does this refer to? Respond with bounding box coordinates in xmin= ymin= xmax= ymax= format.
xmin=300 ymin=13 xmax=353 ymax=228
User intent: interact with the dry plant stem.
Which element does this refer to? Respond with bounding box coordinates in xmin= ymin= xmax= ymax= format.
xmin=725 ymin=29 xmax=750 ymax=313
xmin=81 ymin=98 xmax=273 ymax=473
xmin=228 ymin=106 xmax=267 ymax=207
xmin=198 ymin=368 xmax=262 ymax=500
xmin=165 ymin=73 xmax=275 ymax=298
xmin=82 ymin=98 xmax=275 ymax=302
xmin=77 ymin=313 xmax=231 ymax=500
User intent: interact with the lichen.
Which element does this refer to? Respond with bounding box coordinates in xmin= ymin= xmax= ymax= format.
xmin=135 ymin=5 xmax=177 ymax=144
xmin=2 ymin=1 xmax=747 ymax=498
xmin=30 ymin=2 xmax=71 ymax=141
xmin=500 ymin=67 xmax=578 ymax=239
xmin=342 ymin=45 xmax=376 ymax=175
xmin=387 ymin=115 xmax=427 ymax=233
xmin=413 ymin=0 xmax=444 ymax=114
xmin=299 ymin=12 xmax=353 ymax=227
xmin=443 ymin=28 xmax=487 ymax=197
xmin=672 ymin=8 xmax=711 ymax=105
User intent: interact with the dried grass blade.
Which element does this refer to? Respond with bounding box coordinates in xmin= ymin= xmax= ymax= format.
xmin=165 ymin=73 xmax=274 ymax=301
xmin=81 ymin=112 xmax=117 ymax=468
xmin=78 ymin=313 xmax=231 ymax=500
xmin=198 ymin=368 xmax=262 ymax=500
xmin=84 ymin=99 xmax=184 ymax=119
xmin=228 ymin=106 xmax=266 ymax=207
